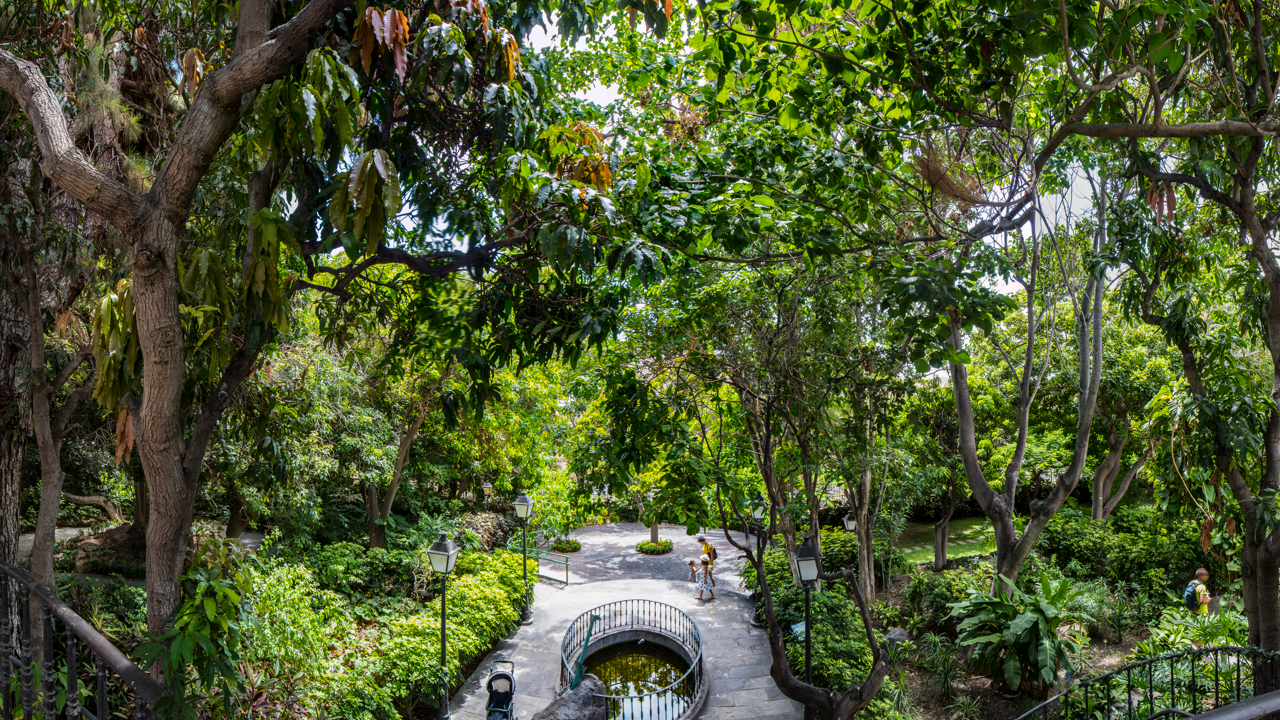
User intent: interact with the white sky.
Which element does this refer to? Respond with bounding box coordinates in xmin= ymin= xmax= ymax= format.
xmin=526 ymin=23 xmax=622 ymax=106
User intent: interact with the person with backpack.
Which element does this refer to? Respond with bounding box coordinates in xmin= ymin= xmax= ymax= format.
xmin=1184 ymin=568 xmax=1211 ymax=615
xmin=697 ymin=536 xmax=717 ymax=588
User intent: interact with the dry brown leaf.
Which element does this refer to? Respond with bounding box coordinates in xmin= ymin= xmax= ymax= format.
xmin=1200 ymin=519 xmax=1213 ymax=553
xmin=182 ymin=48 xmax=205 ymax=98
xmin=664 ymin=0 xmax=673 ymax=21
xmin=113 ymin=410 xmax=135 ymax=467
xmin=1166 ymin=184 xmax=1176 ymax=215
xmin=1226 ymin=517 xmax=1237 ymax=537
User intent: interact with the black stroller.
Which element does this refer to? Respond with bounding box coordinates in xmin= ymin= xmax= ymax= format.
xmin=485 ymin=658 xmax=516 ymax=720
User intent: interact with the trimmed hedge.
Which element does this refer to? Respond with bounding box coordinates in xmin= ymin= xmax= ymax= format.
xmin=248 ymin=549 xmax=536 ymax=719
xmin=552 ymin=537 xmax=582 ymax=552
xmin=636 ymin=539 xmax=673 ymax=555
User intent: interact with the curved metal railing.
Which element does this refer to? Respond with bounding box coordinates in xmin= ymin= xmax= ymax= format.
xmin=559 ymin=599 xmax=705 ymax=720
xmin=0 ymin=563 xmax=162 ymax=719
xmin=1015 ymin=645 xmax=1280 ymax=720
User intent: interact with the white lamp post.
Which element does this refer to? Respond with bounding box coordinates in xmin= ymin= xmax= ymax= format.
xmin=842 ymin=512 xmax=857 ymax=533
xmin=513 ymin=492 xmax=534 ymax=620
xmin=792 ymin=536 xmax=819 ymax=720
xmin=426 ymin=532 xmax=460 ymax=720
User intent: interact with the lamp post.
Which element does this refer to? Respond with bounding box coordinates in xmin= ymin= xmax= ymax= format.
xmin=793 ymin=535 xmax=819 ymax=720
xmin=427 ymin=532 xmax=460 ymax=720
xmin=842 ymin=511 xmax=857 ymax=533
xmin=751 ymin=495 xmax=767 ymax=555
xmin=480 ymin=480 xmax=493 ymax=509
xmin=513 ymin=492 xmax=534 ymax=621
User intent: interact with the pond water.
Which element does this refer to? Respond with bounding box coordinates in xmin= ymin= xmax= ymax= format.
xmin=585 ymin=640 xmax=695 ymax=720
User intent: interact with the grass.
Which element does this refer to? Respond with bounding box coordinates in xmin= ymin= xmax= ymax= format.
xmin=893 ymin=517 xmax=995 ymax=565
xmin=895 ymin=517 xmax=990 ymax=548
xmin=901 ymin=536 xmax=997 ymax=565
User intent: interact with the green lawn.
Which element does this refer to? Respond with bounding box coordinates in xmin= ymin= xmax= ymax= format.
xmin=891 ymin=517 xmax=995 ymax=565
xmin=900 ymin=536 xmax=997 ymax=565
xmin=895 ymin=517 xmax=990 ymax=547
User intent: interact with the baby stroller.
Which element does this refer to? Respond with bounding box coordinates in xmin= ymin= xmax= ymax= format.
xmin=485 ymin=658 xmax=516 ymax=720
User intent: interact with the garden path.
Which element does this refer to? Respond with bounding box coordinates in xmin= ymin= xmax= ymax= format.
xmin=448 ymin=523 xmax=802 ymax=720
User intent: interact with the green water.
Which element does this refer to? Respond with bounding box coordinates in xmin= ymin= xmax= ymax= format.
xmin=585 ymin=641 xmax=693 ymax=719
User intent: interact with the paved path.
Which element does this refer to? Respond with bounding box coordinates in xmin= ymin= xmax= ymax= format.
xmin=448 ymin=524 xmax=801 ymax=720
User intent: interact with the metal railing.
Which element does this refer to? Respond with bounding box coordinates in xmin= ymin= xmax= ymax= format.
xmin=505 ymin=535 xmax=570 ymax=584
xmin=0 ymin=563 xmax=162 ymax=719
xmin=559 ymin=599 xmax=704 ymax=720
xmin=1015 ymin=645 xmax=1280 ymax=720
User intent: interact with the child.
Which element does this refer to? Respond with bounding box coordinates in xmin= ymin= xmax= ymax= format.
xmin=695 ymin=556 xmax=716 ymax=601
xmin=687 ymin=559 xmax=698 ymax=583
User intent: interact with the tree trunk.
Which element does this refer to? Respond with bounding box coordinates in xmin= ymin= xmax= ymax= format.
xmin=368 ymin=405 xmax=428 ymax=549
xmin=132 ymin=214 xmax=197 ymax=635
xmin=364 ymin=483 xmax=383 ymax=548
xmin=1090 ymin=426 xmax=1126 ymax=521
xmin=650 ymin=520 xmax=659 ymax=543
xmin=933 ymin=480 xmax=956 ymax=571
xmin=225 ymin=485 xmax=248 ymax=538
xmin=1098 ymin=447 xmax=1151 ymax=522
xmin=128 ymin=476 xmax=149 ymax=538
xmin=0 ymin=287 xmax=24 ymax=651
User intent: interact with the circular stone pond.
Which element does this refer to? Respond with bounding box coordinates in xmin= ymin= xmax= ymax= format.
xmin=560 ymin=600 xmax=707 ymax=720
xmin=587 ymin=640 xmax=693 ymax=719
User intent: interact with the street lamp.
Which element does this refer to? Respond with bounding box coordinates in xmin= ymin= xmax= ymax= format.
xmin=426 ymin=532 xmax=460 ymax=720
xmin=793 ymin=536 xmax=819 ymax=720
xmin=842 ymin=511 xmax=857 ymax=533
xmin=512 ymin=492 xmax=534 ymax=621
xmin=751 ymin=494 xmax=767 ymax=553
xmin=480 ymin=481 xmax=493 ymax=508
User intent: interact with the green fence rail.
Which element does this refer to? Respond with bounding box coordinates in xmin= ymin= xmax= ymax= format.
xmin=506 ymin=533 xmax=571 ymax=584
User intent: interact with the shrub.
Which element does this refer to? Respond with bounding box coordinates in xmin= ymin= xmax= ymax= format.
xmin=244 ymin=549 xmax=534 ymax=719
xmin=552 ymin=537 xmax=581 ymax=553
xmin=374 ymin=551 xmax=528 ymax=709
xmin=636 ymin=540 xmax=673 ymax=555
xmin=903 ymin=563 xmax=996 ymax=633
xmin=1038 ymin=507 xmax=1222 ymax=592
xmin=306 ymin=542 xmax=416 ymax=598
xmin=742 ymin=546 xmax=903 ymax=719
xmin=950 ymin=572 xmax=1087 ymax=697
xmin=1132 ymin=606 xmax=1248 ymax=657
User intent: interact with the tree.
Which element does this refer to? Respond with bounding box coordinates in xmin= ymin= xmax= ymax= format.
xmin=895 ymin=381 xmax=963 ymax=570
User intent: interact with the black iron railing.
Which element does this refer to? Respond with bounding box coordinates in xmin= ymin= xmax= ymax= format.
xmin=1015 ymin=645 xmax=1280 ymax=720
xmin=559 ymin=599 xmax=704 ymax=720
xmin=0 ymin=564 xmax=162 ymax=719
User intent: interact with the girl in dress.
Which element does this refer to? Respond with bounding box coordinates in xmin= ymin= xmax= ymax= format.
xmin=695 ymin=556 xmax=715 ymax=601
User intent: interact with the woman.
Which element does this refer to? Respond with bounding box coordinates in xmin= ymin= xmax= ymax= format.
xmin=695 ymin=556 xmax=715 ymax=601
xmin=696 ymin=536 xmax=717 ymax=587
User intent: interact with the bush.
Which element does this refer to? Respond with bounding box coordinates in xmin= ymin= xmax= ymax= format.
xmin=741 ymin=546 xmax=903 ymax=719
xmin=552 ymin=537 xmax=581 ymax=552
xmin=306 ymin=542 xmax=416 ymax=598
xmin=1132 ymin=606 xmax=1249 ymax=657
xmin=636 ymin=540 xmax=672 ymax=555
xmin=904 ymin=563 xmax=996 ymax=633
xmin=245 ymin=549 xmax=535 ymax=719
xmin=1038 ymin=507 xmax=1222 ymax=593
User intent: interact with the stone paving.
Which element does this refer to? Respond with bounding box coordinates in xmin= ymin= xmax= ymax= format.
xmin=448 ymin=524 xmax=802 ymax=720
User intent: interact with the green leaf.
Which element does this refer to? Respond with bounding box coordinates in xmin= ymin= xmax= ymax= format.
xmin=1003 ymin=654 xmax=1021 ymax=690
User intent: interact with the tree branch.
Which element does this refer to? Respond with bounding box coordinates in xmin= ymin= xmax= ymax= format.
xmin=0 ymin=52 xmax=147 ymax=230
xmin=152 ymin=0 xmax=353 ymax=218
